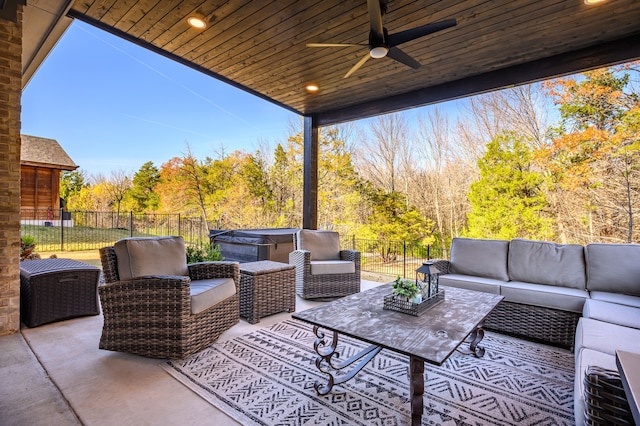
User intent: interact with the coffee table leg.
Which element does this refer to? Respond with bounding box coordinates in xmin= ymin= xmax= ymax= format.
xmin=409 ymin=356 xmax=424 ymax=426
xmin=468 ymin=320 xmax=486 ymax=358
xmin=312 ymin=326 xmax=382 ymax=395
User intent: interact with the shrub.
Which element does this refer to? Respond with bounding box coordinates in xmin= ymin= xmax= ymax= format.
xmin=20 ymin=235 xmax=37 ymax=261
xmin=186 ymin=243 xmax=223 ymax=263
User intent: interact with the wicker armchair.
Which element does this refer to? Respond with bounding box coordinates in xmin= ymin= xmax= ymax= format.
xmin=99 ymin=236 xmax=239 ymax=359
xmin=289 ymin=229 xmax=360 ymax=299
xmin=584 ymin=366 xmax=634 ymax=425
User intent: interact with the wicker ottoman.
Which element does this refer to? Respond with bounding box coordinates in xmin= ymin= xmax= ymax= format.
xmin=239 ymin=260 xmax=295 ymax=324
xmin=20 ymin=258 xmax=101 ymax=327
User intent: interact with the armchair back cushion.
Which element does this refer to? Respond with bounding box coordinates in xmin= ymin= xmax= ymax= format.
xmin=296 ymin=230 xmax=341 ymax=261
xmin=586 ymin=243 xmax=640 ymax=295
xmin=114 ymin=236 xmax=189 ymax=280
xmin=508 ymin=239 xmax=586 ymax=289
xmin=449 ymin=237 xmax=510 ymax=281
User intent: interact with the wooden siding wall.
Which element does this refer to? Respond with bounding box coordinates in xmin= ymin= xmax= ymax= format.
xmin=20 ymin=165 xmax=61 ymax=216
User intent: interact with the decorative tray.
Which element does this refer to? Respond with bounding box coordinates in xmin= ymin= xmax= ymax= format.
xmin=383 ymin=289 xmax=445 ymax=316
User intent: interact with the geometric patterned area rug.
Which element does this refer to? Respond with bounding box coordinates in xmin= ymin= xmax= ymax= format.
xmin=163 ymin=319 xmax=575 ymax=425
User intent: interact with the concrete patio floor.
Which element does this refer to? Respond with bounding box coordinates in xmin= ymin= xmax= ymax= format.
xmin=1 ymin=279 xmax=384 ymax=426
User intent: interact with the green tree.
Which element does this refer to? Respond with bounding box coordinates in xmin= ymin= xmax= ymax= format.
xmin=466 ymin=133 xmax=553 ymax=240
xmin=60 ymin=170 xmax=87 ymax=207
xmin=130 ymin=161 xmax=160 ymax=212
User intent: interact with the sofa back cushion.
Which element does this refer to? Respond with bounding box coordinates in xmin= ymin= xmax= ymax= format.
xmin=449 ymin=238 xmax=510 ymax=281
xmin=586 ymin=243 xmax=640 ymax=295
xmin=508 ymin=239 xmax=586 ymax=289
xmin=296 ymin=230 xmax=340 ymax=261
xmin=114 ymin=236 xmax=189 ymax=281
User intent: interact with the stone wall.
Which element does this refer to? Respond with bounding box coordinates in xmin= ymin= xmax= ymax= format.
xmin=0 ymin=6 xmax=22 ymax=335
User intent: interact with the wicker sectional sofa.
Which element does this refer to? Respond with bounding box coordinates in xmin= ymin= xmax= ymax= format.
xmin=434 ymin=238 xmax=640 ymax=425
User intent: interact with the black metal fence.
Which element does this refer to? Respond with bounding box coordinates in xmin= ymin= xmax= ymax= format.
xmin=341 ymin=236 xmax=447 ymax=279
xmin=20 ymin=209 xmax=447 ymax=277
xmin=20 ymin=209 xmax=208 ymax=252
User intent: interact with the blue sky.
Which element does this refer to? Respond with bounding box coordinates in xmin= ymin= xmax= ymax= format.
xmin=21 ymin=20 xmax=300 ymax=176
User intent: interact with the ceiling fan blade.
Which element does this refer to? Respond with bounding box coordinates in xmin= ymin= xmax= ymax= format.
xmin=344 ymin=53 xmax=371 ymax=78
xmin=307 ymin=43 xmax=364 ymax=48
xmin=367 ymin=0 xmax=384 ymax=41
xmin=387 ymin=19 xmax=457 ymax=47
xmin=387 ymin=47 xmax=421 ymax=69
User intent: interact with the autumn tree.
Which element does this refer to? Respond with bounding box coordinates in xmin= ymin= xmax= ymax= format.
xmin=466 ymin=133 xmax=553 ymax=240
xmin=541 ymin=65 xmax=640 ymax=243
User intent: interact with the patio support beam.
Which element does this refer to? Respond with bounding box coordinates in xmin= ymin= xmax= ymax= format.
xmin=303 ymin=115 xmax=318 ymax=230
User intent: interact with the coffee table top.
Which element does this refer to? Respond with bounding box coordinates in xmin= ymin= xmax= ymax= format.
xmin=293 ymin=284 xmax=503 ymax=365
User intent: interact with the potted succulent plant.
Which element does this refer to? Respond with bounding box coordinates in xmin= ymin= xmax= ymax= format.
xmin=391 ymin=276 xmax=422 ymax=304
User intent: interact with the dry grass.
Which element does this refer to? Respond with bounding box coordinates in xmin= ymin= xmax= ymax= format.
xmin=39 ymin=250 xmax=102 ymax=268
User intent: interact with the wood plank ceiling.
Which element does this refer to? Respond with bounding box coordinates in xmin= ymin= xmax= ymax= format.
xmin=67 ymin=0 xmax=640 ymax=126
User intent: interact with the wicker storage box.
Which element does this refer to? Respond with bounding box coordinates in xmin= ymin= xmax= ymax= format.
xmin=20 ymin=258 xmax=101 ymax=327
xmin=239 ymin=260 xmax=295 ymax=324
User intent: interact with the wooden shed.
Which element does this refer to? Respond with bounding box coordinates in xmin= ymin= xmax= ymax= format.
xmin=20 ymin=134 xmax=78 ymax=221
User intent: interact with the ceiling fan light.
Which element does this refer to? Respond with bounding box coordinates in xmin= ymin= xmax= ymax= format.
xmin=369 ymin=46 xmax=388 ymax=59
xmin=306 ymin=84 xmax=319 ymax=93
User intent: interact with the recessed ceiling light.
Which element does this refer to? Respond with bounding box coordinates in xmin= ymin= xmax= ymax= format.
xmin=187 ymin=15 xmax=207 ymax=29
xmin=306 ymin=84 xmax=319 ymax=93
xmin=584 ymin=0 xmax=606 ymax=5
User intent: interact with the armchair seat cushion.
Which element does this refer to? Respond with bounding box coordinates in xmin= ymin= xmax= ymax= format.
xmin=114 ymin=236 xmax=188 ymax=280
xmin=310 ymin=260 xmax=356 ymax=275
xmin=190 ymin=278 xmax=236 ymax=314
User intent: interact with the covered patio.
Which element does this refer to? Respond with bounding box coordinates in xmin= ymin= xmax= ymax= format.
xmin=1 ymin=0 xmax=640 ymax=424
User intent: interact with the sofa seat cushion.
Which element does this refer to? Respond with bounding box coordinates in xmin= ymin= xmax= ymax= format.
xmin=575 ymin=317 xmax=640 ymax=358
xmin=449 ymin=238 xmax=510 ymax=281
xmin=574 ymin=347 xmax=617 ymax=426
xmin=583 ymin=299 xmax=640 ymax=329
xmin=310 ymin=260 xmax=355 ymax=275
xmin=115 ymin=236 xmax=188 ymax=281
xmin=590 ymin=291 xmax=640 ymax=308
xmin=586 ymin=243 xmax=640 ymax=295
xmin=508 ymin=239 xmax=586 ymax=289
xmin=439 ymin=274 xmax=502 ymax=295
xmin=189 ymin=278 xmax=236 ymax=315
xmin=500 ymin=281 xmax=588 ymax=312
xmin=297 ymin=230 xmax=341 ymax=260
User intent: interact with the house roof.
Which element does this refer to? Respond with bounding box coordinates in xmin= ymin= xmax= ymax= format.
xmin=20 ymin=134 xmax=79 ymax=171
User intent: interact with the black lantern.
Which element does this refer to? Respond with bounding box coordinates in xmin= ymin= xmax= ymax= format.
xmin=416 ymin=262 xmax=441 ymax=299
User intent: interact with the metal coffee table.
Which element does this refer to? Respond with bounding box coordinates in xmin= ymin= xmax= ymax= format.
xmin=292 ymin=284 xmax=503 ymax=426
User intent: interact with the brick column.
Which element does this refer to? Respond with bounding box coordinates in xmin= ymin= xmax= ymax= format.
xmin=0 ymin=6 xmax=23 ymax=335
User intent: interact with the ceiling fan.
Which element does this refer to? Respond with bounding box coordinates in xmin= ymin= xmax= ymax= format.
xmin=307 ymin=0 xmax=456 ymax=78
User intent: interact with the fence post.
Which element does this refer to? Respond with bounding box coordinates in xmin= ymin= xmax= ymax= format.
xmin=178 ymin=214 xmax=181 ymax=237
xmin=129 ymin=211 xmax=133 ymax=237
xmin=59 ymin=208 xmax=64 ymax=251
xmin=403 ymin=241 xmax=407 ymax=279
xmin=427 ymin=245 xmax=430 ymax=260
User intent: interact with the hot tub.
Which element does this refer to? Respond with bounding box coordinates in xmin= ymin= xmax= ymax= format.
xmin=209 ymin=228 xmax=299 ymax=263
